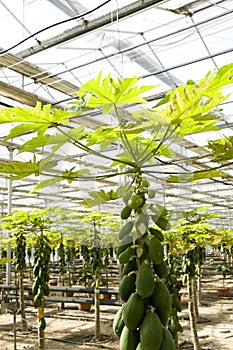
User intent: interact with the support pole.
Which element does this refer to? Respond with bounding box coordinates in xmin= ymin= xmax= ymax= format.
xmin=6 ymin=147 xmax=13 ymax=285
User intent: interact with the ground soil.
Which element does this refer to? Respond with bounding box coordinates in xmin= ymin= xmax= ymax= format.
xmin=1 ymin=272 xmax=233 ymax=349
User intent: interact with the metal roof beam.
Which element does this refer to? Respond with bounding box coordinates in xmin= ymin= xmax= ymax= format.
xmin=0 ymin=80 xmax=63 ymax=107
xmin=0 ymin=50 xmax=79 ymax=96
xmin=17 ymin=0 xmax=163 ymax=59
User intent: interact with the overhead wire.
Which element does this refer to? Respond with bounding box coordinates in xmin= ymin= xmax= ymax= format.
xmin=0 ymin=0 xmax=231 ymax=106
xmin=0 ymin=0 xmax=112 ymax=55
xmin=14 ymin=7 xmax=233 ymax=88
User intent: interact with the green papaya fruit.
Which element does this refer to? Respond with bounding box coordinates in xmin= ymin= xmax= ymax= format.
xmin=151 ymin=281 xmax=171 ymax=326
xmin=120 ymin=326 xmax=140 ymax=350
xmin=169 ymin=316 xmax=182 ymax=334
xmin=136 ymin=263 xmax=155 ymax=298
xmin=141 ymin=178 xmax=150 ymax=187
xmin=113 ymin=306 xmax=125 ymax=337
xmin=116 ymin=235 xmax=132 ymax=257
xmin=34 ymin=294 xmax=42 ymax=308
xmin=121 ymin=206 xmax=132 ymax=220
xmin=123 ymin=293 xmax=145 ymax=330
xmin=119 ymin=221 xmax=134 ymax=240
xmin=148 ymin=237 xmax=164 ymax=265
xmin=42 ymin=283 xmax=50 ymax=296
xmin=119 ymin=246 xmax=134 ymax=264
xmin=159 ymin=328 xmax=175 ymax=350
xmin=119 ymin=275 xmax=136 ymax=302
xmin=121 ymin=259 xmax=137 ymax=278
xmin=171 ymin=294 xmax=182 ymax=312
xmin=33 ymin=263 xmax=40 ymax=276
xmin=140 ymin=312 xmax=163 ymax=350
xmin=32 ymin=279 xmax=39 ymax=295
xmin=149 ymin=227 xmax=164 ymax=242
xmin=149 ymin=204 xmax=168 ymax=217
xmin=153 ymin=216 xmax=170 ymax=231
xmin=40 ymin=317 xmax=46 ymax=330
xmin=153 ymin=261 xmax=168 ymax=279
xmin=128 ymin=194 xmax=143 ymax=210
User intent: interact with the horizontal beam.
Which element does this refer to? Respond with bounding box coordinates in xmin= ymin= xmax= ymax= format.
xmin=0 ymin=80 xmax=63 ymax=108
xmin=17 ymin=0 xmax=163 ymax=58
xmin=0 ymin=50 xmax=79 ymax=96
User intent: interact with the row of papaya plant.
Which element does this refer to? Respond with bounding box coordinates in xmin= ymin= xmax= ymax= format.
xmin=0 ymin=207 xmax=120 ymax=348
xmin=0 ymin=65 xmax=233 ymax=349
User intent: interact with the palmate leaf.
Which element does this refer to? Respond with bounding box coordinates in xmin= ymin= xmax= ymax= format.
xmin=17 ymin=126 xmax=87 ymax=154
xmin=80 ymin=183 xmax=130 ymax=207
xmin=207 ymin=136 xmax=233 ymax=162
xmin=31 ymin=168 xmax=90 ymax=192
xmin=76 ymin=71 xmax=154 ymax=114
xmin=0 ymin=102 xmax=74 ymax=137
xmin=0 ymin=156 xmax=57 ymax=179
xmin=155 ymin=64 xmax=233 ymax=135
xmin=86 ymin=125 xmax=120 ymax=150
xmin=167 ymin=169 xmax=226 ymax=183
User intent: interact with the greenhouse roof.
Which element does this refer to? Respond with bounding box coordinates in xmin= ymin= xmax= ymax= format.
xmin=0 ymin=0 xmax=233 ymax=228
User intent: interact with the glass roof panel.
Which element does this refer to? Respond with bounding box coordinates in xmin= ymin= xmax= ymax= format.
xmin=0 ymin=0 xmax=233 ymax=222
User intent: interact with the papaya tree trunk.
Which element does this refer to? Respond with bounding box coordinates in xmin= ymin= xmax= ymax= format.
xmin=192 ymin=275 xmax=199 ymax=320
xmin=61 ymin=276 xmax=65 ymax=310
xmin=187 ymin=275 xmax=200 ymax=350
xmin=94 ymin=278 xmax=100 ymax=340
xmin=38 ymin=327 xmax=45 ymax=350
xmin=174 ymin=333 xmax=179 ymax=350
xmin=19 ymin=269 xmax=28 ymax=332
xmin=196 ymin=266 xmax=202 ymax=307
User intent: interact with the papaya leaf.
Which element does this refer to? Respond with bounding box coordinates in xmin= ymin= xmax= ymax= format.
xmin=0 ymin=102 xmax=74 ymax=134
xmin=31 ymin=168 xmax=90 ymax=192
xmin=0 ymin=156 xmax=57 ymax=179
xmin=80 ymin=183 xmax=130 ymax=207
xmin=62 ymin=168 xmax=90 ymax=183
xmin=167 ymin=169 xmax=226 ymax=183
xmin=76 ymin=71 xmax=154 ymax=114
xmin=207 ymin=136 xmax=233 ymax=162
xmin=155 ymin=64 xmax=233 ymax=136
xmin=4 ymin=123 xmax=48 ymax=141
xmin=18 ymin=134 xmax=50 ymax=153
xmin=31 ymin=177 xmax=62 ymax=193
xmin=86 ymin=126 xmax=120 ymax=150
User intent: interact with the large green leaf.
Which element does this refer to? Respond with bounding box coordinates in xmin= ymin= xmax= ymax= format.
xmin=80 ymin=183 xmax=130 ymax=207
xmin=0 ymin=103 xmax=74 ymax=135
xmin=31 ymin=168 xmax=90 ymax=192
xmin=155 ymin=64 xmax=233 ymax=135
xmin=167 ymin=169 xmax=226 ymax=183
xmin=207 ymin=136 xmax=233 ymax=162
xmin=76 ymin=71 xmax=154 ymax=114
xmin=0 ymin=156 xmax=57 ymax=179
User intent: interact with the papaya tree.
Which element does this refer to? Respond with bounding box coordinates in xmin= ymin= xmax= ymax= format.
xmin=76 ymin=210 xmax=119 ymax=341
xmin=0 ymin=65 xmax=233 ymax=349
xmin=168 ymin=208 xmax=215 ymax=350
xmin=30 ymin=210 xmax=52 ymax=350
xmin=1 ymin=210 xmax=32 ymax=332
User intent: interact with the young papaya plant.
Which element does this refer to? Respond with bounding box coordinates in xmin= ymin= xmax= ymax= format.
xmin=1 ymin=211 xmax=31 ymax=332
xmin=169 ymin=208 xmax=214 ymax=350
xmin=164 ymin=253 xmax=183 ymax=350
xmin=0 ymin=65 xmax=233 ymax=350
xmin=30 ymin=211 xmax=51 ymax=350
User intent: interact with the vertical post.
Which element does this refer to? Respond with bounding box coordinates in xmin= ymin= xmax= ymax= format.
xmin=6 ymin=147 xmax=13 ymax=285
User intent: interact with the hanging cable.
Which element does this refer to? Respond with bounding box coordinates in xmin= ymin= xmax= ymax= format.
xmin=0 ymin=0 xmax=112 ymax=55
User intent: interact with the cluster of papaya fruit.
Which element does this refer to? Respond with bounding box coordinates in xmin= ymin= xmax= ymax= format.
xmin=165 ymin=254 xmax=183 ymax=336
xmin=14 ymin=231 xmax=27 ymax=272
xmin=32 ymin=235 xmax=51 ymax=330
xmin=114 ymin=178 xmax=178 ymax=349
